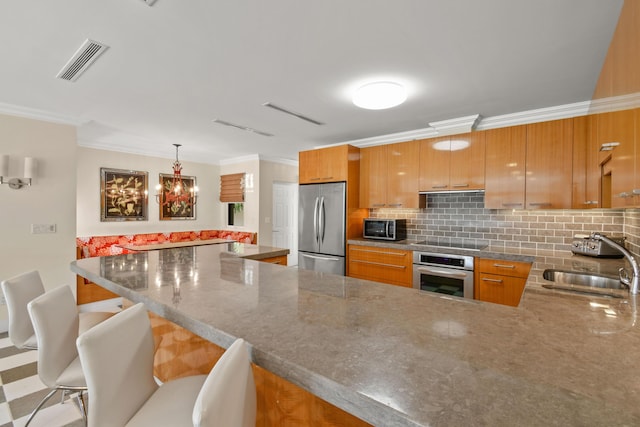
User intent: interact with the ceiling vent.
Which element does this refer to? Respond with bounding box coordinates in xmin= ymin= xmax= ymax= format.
xmin=263 ymin=102 xmax=324 ymax=126
xmin=56 ymin=39 xmax=109 ymax=82
xmin=212 ymin=119 xmax=274 ymax=137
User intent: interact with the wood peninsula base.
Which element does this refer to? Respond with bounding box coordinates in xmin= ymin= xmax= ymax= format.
xmin=147 ymin=309 xmax=370 ymax=427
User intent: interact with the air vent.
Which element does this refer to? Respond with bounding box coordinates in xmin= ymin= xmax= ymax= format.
xmin=263 ymin=102 xmax=324 ymax=126
xmin=212 ymin=119 xmax=273 ymax=137
xmin=56 ymin=39 xmax=109 ymax=82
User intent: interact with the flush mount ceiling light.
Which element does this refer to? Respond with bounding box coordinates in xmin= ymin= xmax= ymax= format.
xmin=352 ymin=81 xmax=407 ymax=110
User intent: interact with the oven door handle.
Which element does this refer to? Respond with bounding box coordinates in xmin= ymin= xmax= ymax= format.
xmin=416 ymin=266 xmax=469 ymax=279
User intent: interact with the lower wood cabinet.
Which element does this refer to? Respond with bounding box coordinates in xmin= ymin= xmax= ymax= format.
xmin=475 ymin=258 xmax=532 ymax=307
xmin=348 ymin=245 xmax=412 ymax=287
xmin=259 ymin=255 xmax=288 ymax=266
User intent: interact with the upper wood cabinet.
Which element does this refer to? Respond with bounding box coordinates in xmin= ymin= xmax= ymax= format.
xmin=596 ymin=108 xmax=638 ymax=208
xmin=360 ymin=141 xmax=420 ymax=208
xmin=299 ymin=145 xmax=350 ymax=184
xmin=484 ymin=125 xmax=527 ymax=209
xmin=525 ymin=118 xmax=574 ymax=209
xmin=485 ymin=119 xmax=573 ymax=210
xmin=419 ymin=132 xmax=486 ymax=192
xmin=572 ymin=115 xmax=601 ymax=208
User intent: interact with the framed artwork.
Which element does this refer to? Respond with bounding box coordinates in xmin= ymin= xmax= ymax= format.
xmin=158 ymin=173 xmax=197 ymax=220
xmin=100 ymin=168 xmax=148 ymax=222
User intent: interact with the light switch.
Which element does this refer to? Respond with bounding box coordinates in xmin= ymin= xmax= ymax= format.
xmin=31 ymin=224 xmax=57 ymax=234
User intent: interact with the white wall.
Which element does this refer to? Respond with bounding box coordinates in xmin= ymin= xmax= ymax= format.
xmin=77 ymin=147 xmax=222 ymax=236
xmin=0 ymin=113 xmax=78 ymax=325
xmin=258 ymin=159 xmax=298 ymax=246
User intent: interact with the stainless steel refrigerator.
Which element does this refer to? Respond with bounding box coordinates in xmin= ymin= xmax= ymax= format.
xmin=298 ymin=182 xmax=346 ymax=275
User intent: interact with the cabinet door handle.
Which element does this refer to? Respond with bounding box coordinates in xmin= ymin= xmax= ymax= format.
xmin=502 ymin=203 xmax=523 ymax=207
xmin=321 ymin=177 xmax=334 ymax=180
xmin=528 ymin=202 xmax=552 ymax=207
xmin=351 ymin=248 xmax=406 ymax=257
xmin=493 ymin=263 xmax=515 ymax=269
xmin=482 ymin=278 xmax=504 ymax=284
xmin=619 ymin=192 xmax=630 ymax=198
xmin=372 ymin=203 xmax=386 ymax=207
xmin=452 ymin=184 xmax=469 ymax=188
xmin=599 ymin=142 xmax=620 ymax=151
xmin=633 ymin=189 xmax=640 ymax=195
xmin=387 ymin=203 xmax=402 ymax=207
xmin=352 ymin=260 xmax=406 ymax=269
xmin=431 ymin=185 xmax=448 ymax=189
xmin=584 ymin=201 xmax=599 ymax=205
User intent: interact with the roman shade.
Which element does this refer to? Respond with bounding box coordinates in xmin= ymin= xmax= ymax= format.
xmin=220 ymin=173 xmax=245 ymax=202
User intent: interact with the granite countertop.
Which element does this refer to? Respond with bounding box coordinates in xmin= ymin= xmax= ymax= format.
xmin=71 ymin=242 xmax=640 ymax=427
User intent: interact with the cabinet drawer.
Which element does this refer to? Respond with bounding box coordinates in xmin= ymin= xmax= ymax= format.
xmin=476 ymin=273 xmax=527 ymax=307
xmin=348 ymin=245 xmax=412 ymax=287
xmin=349 ymin=245 xmax=410 ymax=266
xmin=477 ymin=259 xmax=531 ymax=278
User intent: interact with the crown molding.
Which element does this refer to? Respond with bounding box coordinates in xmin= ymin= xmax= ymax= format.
xmin=258 ymin=155 xmax=298 ymax=167
xmin=475 ymin=100 xmax=592 ymax=130
xmin=429 ymin=114 xmax=481 ymax=136
xmin=0 ymin=102 xmax=86 ymax=126
xmin=587 ymin=91 xmax=640 ymax=114
xmin=339 ymin=127 xmax=439 ymax=148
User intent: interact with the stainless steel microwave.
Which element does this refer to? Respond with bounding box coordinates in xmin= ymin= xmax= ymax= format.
xmin=363 ymin=218 xmax=407 ymax=241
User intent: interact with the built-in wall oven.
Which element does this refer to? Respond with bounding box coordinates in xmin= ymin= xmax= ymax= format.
xmin=412 ymin=251 xmax=474 ymax=299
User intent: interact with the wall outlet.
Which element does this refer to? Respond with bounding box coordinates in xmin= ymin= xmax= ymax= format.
xmin=31 ymin=223 xmax=57 ymax=234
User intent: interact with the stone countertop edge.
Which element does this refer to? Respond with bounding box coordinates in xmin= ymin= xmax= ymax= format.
xmin=69 ymin=259 xmax=418 ymax=427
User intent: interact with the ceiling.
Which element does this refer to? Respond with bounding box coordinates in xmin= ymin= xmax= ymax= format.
xmin=0 ymin=1 xmax=624 ymax=165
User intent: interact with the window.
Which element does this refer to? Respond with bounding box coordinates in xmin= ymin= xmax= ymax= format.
xmin=227 ymin=203 xmax=244 ymax=226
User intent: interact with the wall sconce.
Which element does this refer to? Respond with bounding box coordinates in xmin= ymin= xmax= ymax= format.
xmin=0 ymin=155 xmax=36 ymax=189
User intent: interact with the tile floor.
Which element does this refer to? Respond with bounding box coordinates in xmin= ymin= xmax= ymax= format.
xmin=0 ymin=333 xmax=83 ymax=427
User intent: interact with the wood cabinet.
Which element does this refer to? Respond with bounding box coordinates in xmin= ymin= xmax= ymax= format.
xmin=359 ymin=141 xmax=420 ymax=208
xmin=298 ymin=145 xmax=350 ymax=184
xmin=259 ymin=255 xmax=287 ymax=266
xmin=572 ymin=115 xmax=601 ymax=208
xmin=596 ymin=108 xmax=638 ymax=208
xmin=348 ymin=245 xmax=412 ymax=287
xmin=484 ymin=125 xmax=527 ymax=209
xmin=475 ymin=258 xmax=531 ymax=307
xmin=485 ymin=119 xmax=573 ymax=209
xmin=525 ymin=118 xmax=574 ymax=209
xmin=419 ymin=132 xmax=485 ymax=192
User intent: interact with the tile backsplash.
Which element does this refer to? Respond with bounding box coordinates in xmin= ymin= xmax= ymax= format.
xmin=370 ymin=193 xmax=640 ymax=256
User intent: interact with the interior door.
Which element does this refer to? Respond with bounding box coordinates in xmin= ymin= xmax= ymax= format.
xmin=272 ymin=182 xmax=298 ymax=266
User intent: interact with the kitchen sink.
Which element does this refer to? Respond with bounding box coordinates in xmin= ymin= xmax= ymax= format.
xmin=542 ymin=269 xmax=627 ymax=298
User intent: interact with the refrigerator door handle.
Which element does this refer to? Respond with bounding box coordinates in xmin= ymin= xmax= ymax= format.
xmin=300 ymin=253 xmax=341 ymax=262
xmin=319 ymin=196 xmax=326 ymax=243
xmin=313 ymin=196 xmax=320 ymax=245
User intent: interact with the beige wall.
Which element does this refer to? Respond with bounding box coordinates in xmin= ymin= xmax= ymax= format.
xmin=77 ymin=147 xmax=222 ymax=236
xmin=0 ymin=113 xmax=78 ymax=326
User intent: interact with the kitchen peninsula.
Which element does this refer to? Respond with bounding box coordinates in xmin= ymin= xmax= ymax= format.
xmin=71 ymin=242 xmax=640 ymax=427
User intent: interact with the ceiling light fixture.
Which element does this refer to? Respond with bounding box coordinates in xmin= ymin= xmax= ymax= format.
xmin=352 ymin=81 xmax=407 ymax=110
xmin=155 ymin=144 xmax=198 ymax=209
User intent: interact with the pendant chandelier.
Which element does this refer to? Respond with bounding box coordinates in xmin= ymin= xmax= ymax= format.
xmin=155 ymin=144 xmax=198 ymax=208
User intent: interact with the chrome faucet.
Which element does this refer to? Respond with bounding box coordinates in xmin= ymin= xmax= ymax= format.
xmin=591 ymin=233 xmax=640 ymax=295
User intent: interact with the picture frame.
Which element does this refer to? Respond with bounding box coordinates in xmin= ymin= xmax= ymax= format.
xmin=100 ymin=167 xmax=148 ymax=222
xmin=158 ymin=173 xmax=197 ymax=220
